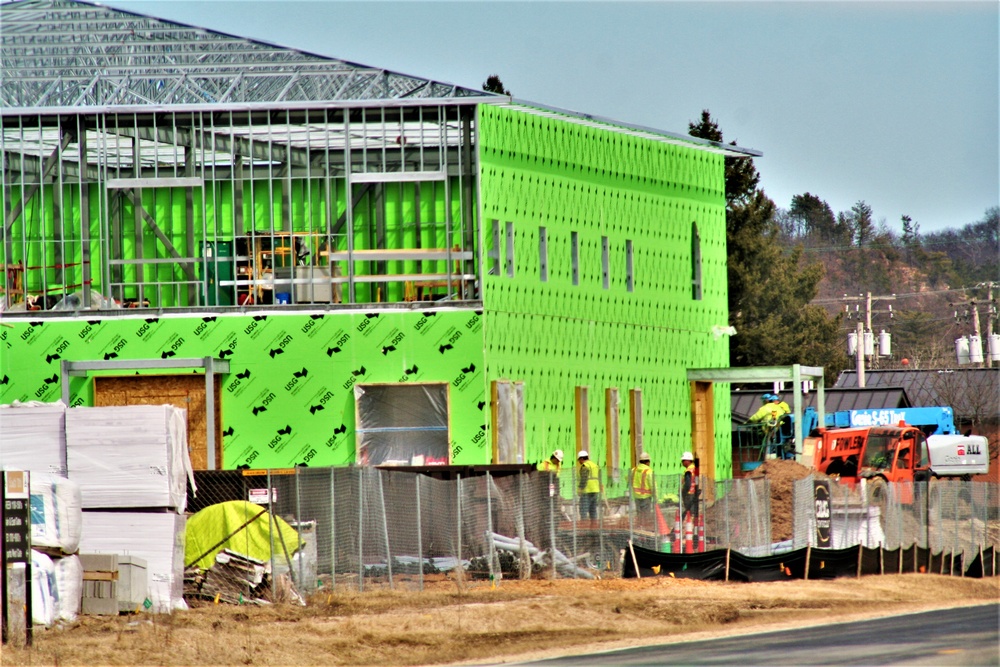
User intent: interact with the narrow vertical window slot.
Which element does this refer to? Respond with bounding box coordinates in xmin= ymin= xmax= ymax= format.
xmin=539 ymin=226 xmax=548 ymax=282
xmin=601 ymin=235 xmax=610 ymax=290
xmin=625 ymin=239 xmax=634 ymax=292
xmin=505 ymin=220 xmax=515 ymax=277
xmin=692 ymin=221 xmax=702 ymax=300
xmin=488 ymin=219 xmax=500 ymax=275
xmin=571 ymin=231 xmax=579 ymax=286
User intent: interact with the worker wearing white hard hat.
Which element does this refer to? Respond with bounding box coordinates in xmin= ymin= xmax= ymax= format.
xmin=537 ymin=449 xmax=563 ymax=473
xmin=576 ymin=450 xmax=601 ymax=522
xmin=630 ymin=452 xmax=655 ymax=523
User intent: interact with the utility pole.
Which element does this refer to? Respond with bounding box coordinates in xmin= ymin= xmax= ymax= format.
xmin=989 ymin=283 xmax=995 ymax=368
xmin=952 ymin=282 xmax=996 ymax=367
xmin=844 ymin=292 xmax=896 ymax=386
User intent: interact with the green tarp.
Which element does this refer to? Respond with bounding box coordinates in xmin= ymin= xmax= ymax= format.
xmin=185 ymin=500 xmax=301 ymax=571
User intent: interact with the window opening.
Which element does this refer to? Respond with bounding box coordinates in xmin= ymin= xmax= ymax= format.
xmin=354 ymin=383 xmax=450 ymax=466
xmin=601 ymin=235 xmax=610 ymax=290
xmin=539 ymin=226 xmax=548 ymax=282
xmin=571 ymin=231 xmax=579 ymax=286
xmin=691 ymin=221 xmax=702 ymax=300
xmin=488 ymin=219 xmax=500 ymax=275
xmin=505 ymin=220 xmax=515 ymax=277
xmin=625 ymin=239 xmax=634 ymax=292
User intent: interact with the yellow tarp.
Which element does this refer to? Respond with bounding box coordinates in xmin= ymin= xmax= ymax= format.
xmin=185 ymin=500 xmax=301 ymax=571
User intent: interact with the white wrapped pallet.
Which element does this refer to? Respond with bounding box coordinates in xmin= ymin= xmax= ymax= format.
xmin=0 ymin=401 xmax=67 ymax=475
xmin=31 ymin=550 xmax=58 ymax=627
xmin=79 ymin=511 xmax=187 ymax=613
xmin=66 ymin=405 xmax=194 ymax=512
xmin=53 ymin=554 xmax=83 ymax=622
xmin=30 ymin=472 xmax=83 ymax=555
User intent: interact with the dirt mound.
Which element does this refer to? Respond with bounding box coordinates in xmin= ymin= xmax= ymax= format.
xmin=748 ymin=459 xmax=815 ymax=542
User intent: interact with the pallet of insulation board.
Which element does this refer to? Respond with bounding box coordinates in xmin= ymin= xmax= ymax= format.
xmin=66 ymin=405 xmax=194 ymax=512
xmin=0 ymin=401 xmax=66 ymax=475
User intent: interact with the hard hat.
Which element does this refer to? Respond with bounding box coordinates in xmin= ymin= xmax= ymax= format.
xmin=638 ymin=452 xmax=650 ymax=462
xmin=552 ymin=449 xmax=564 ymax=462
xmin=681 ymin=451 xmax=694 ymax=461
xmin=769 ymin=394 xmax=781 ymax=401
xmin=761 ymin=393 xmax=773 ymax=402
xmin=578 ymin=450 xmax=588 ymax=458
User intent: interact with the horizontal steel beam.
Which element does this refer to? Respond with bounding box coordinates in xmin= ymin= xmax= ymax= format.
xmin=686 ymin=365 xmax=825 ymax=382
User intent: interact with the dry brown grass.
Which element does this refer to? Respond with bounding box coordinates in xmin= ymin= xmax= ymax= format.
xmin=4 ymin=574 xmax=998 ymax=667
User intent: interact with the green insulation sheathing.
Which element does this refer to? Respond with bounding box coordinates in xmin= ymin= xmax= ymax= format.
xmin=477 ymin=105 xmax=732 ymax=478
xmin=0 ymin=309 xmax=487 ymax=469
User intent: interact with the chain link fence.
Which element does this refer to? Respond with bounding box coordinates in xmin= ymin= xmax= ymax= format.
xmin=792 ymin=475 xmax=999 ymax=559
xmin=185 ymin=467 xmax=774 ymax=596
xmin=183 ymin=468 xmax=997 ymax=602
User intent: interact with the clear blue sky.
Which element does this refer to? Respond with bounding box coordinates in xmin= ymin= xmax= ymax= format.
xmin=108 ymin=1 xmax=998 ymax=234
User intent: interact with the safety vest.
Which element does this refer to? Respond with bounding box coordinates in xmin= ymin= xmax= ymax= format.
xmin=748 ymin=402 xmax=789 ymax=424
xmin=578 ymin=459 xmax=601 ymax=494
xmin=683 ymin=462 xmax=698 ymax=496
xmin=537 ymin=460 xmax=560 ymax=473
xmin=632 ymin=463 xmax=653 ymax=499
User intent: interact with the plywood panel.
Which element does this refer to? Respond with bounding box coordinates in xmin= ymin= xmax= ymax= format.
xmin=690 ymin=381 xmax=715 ymax=478
xmin=94 ymin=374 xmax=222 ymax=470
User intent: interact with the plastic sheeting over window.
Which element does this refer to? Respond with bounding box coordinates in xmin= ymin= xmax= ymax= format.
xmin=355 ymin=384 xmax=449 ymax=466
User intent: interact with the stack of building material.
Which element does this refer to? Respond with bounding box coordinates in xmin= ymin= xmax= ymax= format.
xmin=0 ymin=401 xmax=66 ymax=475
xmin=196 ymin=550 xmax=268 ymax=604
xmin=66 ymin=405 xmax=194 ymax=510
xmin=29 ymin=472 xmax=84 ymax=624
xmin=67 ymin=405 xmax=194 ymax=613
xmin=79 ymin=553 xmax=148 ymax=615
xmin=79 ymin=511 xmax=186 ymax=612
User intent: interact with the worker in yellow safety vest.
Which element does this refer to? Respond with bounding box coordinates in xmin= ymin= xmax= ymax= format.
xmin=630 ymin=452 xmax=655 ymax=518
xmin=537 ymin=449 xmax=563 ymax=473
xmin=747 ymin=393 xmax=790 ymax=426
xmin=577 ymin=450 xmax=602 ymax=521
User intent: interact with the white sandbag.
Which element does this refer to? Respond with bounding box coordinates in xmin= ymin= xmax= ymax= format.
xmin=0 ymin=401 xmax=66 ymax=475
xmin=30 ymin=473 xmax=82 ymax=555
xmin=66 ymin=405 xmax=193 ymax=512
xmin=30 ymin=550 xmax=58 ymax=627
xmin=53 ymin=554 xmax=83 ymax=622
xmin=79 ymin=511 xmax=188 ymax=613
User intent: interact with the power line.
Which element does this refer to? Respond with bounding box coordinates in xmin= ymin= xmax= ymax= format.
xmin=811 ymin=286 xmax=975 ymax=305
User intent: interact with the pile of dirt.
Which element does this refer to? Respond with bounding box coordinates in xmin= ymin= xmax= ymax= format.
xmin=747 ymin=459 xmax=815 ymax=542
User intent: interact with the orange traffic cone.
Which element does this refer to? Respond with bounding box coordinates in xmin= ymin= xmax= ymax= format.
xmin=683 ymin=514 xmax=695 ymax=554
xmin=697 ymin=514 xmax=706 ymax=553
xmin=655 ymin=504 xmax=671 ymax=536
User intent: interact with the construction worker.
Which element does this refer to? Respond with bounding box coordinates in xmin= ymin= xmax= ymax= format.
xmin=680 ymin=451 xmax=699 ymax=519
xmin=576 ymin=450 xmax=602 ymax=522
xmin=537 ymin=449 xmax=563 ymax=473
xmin=747 ymin=393 xmax=790 ymax=425
xmin=630 ymin=452 xmax=655 ymax=522
xmin=679 ymin=452 xmax=701 ymax=552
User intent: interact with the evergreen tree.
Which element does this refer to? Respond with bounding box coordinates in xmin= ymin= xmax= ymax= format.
xmin=689 ymin=111 xmax=846 ymax=380
xmin=850 ymin=200 xmax=874 ymax=247
xmin=789 ymin=192 xmax=837 ymax=240
xmin=482 ymin=74 xmax=511 ymax=96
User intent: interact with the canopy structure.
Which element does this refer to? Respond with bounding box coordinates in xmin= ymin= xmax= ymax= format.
xmin=0 ymin=0 xmax=500 ymax=109
xmin=688 ymin=365 xmax=826 ymax=457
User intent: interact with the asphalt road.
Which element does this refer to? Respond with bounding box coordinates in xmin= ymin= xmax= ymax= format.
xmin=514 ymin=603 xmax=1000 ymax=666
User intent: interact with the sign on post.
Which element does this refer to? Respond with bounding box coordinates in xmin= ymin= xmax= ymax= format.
xmin=813 ymin=479 xmax=832 ymax=548
xmin=2 ymin=470 xmax=32 ymax=645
